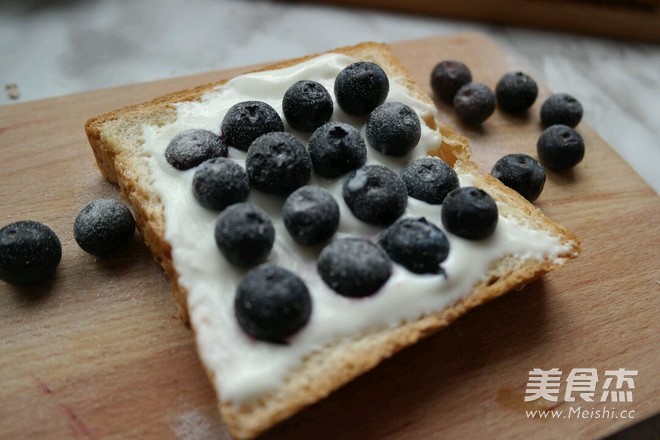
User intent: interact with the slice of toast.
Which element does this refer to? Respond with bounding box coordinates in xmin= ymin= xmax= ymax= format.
xmin=85 ymin=42 xmax=579 ymax=439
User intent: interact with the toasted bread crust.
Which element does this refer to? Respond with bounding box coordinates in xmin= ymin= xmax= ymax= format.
xmin=85 ymin=42 xmax=579 ymax=439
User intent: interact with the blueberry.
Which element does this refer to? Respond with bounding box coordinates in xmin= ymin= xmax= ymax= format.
xmin=453 ymin=82 xmax=496 ymax=125
xmin=282 ymin=80 xmax=333 ymax=132
xmin=245 ymin=132 xmax=311 ymax=195
xmin=221 ymin=101 xmax=284 ymax=151
xmin=537 ymin=125 xmax=585 ymax=171
xmin=334 ymin=61 xmax=389 ymax=116
xmin=441 ymin=187 xmax=498 ymax=240
xmin=400 ymin=157 xmax=459 ymax=205
xmin=192 ymin=158 xmax=249 ymax=211
xmin=430 ymin=60 xmax=472 ymax=103
xmin=308 ymin=122 xmax=366 ymax=178
xmin=214 ymin=202 xmax=275 ymax=267
xmin=317 ymin=238 xmax=391 ymax=297
xmin=491 ymin=154 xmax=546 ymax=202
xmin=235 ymin=263 xmax=312 ymax=343
xmin=378 ymin=217 xmax=449 ymax=274
xmin=74 ymin=199 xmax=136 ymax=256
xmin=0 ymin=221 xmax=61 ymax=286
xmin=540 ymin=93 xmax=583 ymax=128
xmin=343 ymin=165 xmax=407 ymax=226
xmin=283 ymin=186 xmax=340 ymax=246
xmin=495 ymin=72 xmax=539 ymax=113
xmin=366 ymin=102 xmax=421 ymax=157
xmin=165 ymin=129 xmax=228 ymax=170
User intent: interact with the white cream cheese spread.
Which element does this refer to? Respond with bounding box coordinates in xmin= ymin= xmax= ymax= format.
xmin=140 ymin=53 xmax=573 ymax=403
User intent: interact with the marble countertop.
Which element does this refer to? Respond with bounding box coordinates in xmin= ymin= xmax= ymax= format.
xmin=1 ymin=0 xmax=658 ymax=193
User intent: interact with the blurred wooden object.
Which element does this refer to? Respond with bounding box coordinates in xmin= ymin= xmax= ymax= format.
xmin=298 ymin=0 xmax=660 ymax=42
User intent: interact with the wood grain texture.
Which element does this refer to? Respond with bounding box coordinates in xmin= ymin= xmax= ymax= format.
xmin=0 ymin=33 xmax=658 ymax=439
xmin=296 ymin=0 xmax=660 ymax=42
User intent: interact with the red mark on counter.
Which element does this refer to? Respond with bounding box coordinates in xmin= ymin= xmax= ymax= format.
xmin=32 ymin=375 xmax=97 ymax=439
xmin=0 ymin=120 xmax=40 ymax=135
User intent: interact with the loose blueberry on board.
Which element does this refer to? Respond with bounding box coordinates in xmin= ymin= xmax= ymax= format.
xmin=192 ymin=157 xmax=249 ymax=211
xmin=214 ymin=202 xmax=275 ymax=267
xmin=495 ymin=72 xmax=539 ymax=113
xmin=334 ymin=61 xmax=389 ymax=116
xmin=343 ymin=165 xmax=408 ymax=226
xmin=378 ymin=217 xmax=450 ymax=274
xmin=221 ymin=101 xmax=284 ymax=151
xmin=282 ymin=80 xmax=334 ymax=132
xmin=0 ymin=221 xmax=62 ymax=286
xmin=245 ymin=132 xmax=312 ymax=196
xmin=165 ymin=129 xmax=228 ymax=170
xmin=400 ymin=157 xmax=459 ymax=205
xmin=540 ymin=93 xmax=583 ymax=128
xmin=308 ymin=122 xmax=366 ymax=178
xmin=235 ymin=263 xmax=312 ymax=343
xmin=317 ymin=238 xmax=392 ymax=297
xmin=366 ymin=102 xmax=421 ymax=157
xmin=491 ymin=154 xmax=546 ymax=202
xmin=453 ymin=82 xmax=496 ymax=125
xmin=441 ymin=187 xmax=499 ymax=240
xmin=537 ymin=125 xmax=585 ymax=171
xmin=74 ymin=199 xmax=136 ymax=256
xmin=283 ymin=186 xmax=340 ymax=246
xmin=430 ymin=60 xmax=472 ymax=103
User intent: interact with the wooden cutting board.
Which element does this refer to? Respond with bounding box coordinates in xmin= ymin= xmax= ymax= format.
xmin=302 ymin=0 xmax=660 ymax=42
xmin=1 ymin=33 xmax=658 ymax=440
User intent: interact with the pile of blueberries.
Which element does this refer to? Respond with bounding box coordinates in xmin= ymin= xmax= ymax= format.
xmin=0 ymin=200 xmax=137 ymax=286
xmin=431 ymin=60 xmax=585 ymax=202
xmin=163 ymin=62 xmax=500 ymax=343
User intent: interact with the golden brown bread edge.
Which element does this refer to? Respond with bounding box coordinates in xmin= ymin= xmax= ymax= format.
xmin=85 ymin=42 xmax=580 ymax=439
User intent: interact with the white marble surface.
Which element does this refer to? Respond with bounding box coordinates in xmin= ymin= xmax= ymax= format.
xmin=1 ymin=0 xmax=659 ymax=192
